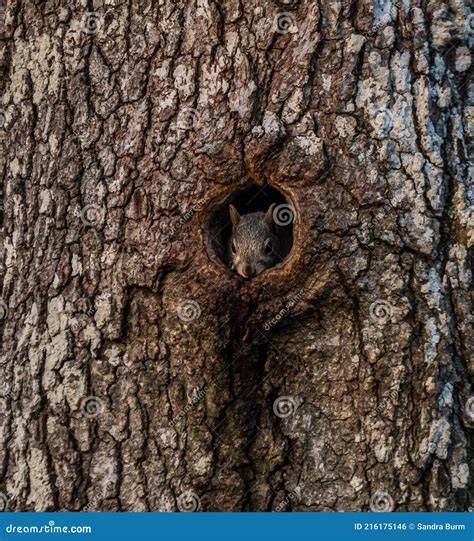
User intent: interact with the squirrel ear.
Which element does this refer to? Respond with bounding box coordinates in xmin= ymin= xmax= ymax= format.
xmin=229 ymin=204 xmax=240 ymax=226
xmin=265 ymin=203 xmax=277 ymax=226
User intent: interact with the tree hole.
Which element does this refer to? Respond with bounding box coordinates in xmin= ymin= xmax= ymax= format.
xmin=204 ymin=184 xmax=295 ymax=276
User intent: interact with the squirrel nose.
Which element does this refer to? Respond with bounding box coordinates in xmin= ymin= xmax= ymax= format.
xmin=244 ymin=265 xmax=256 ymax=277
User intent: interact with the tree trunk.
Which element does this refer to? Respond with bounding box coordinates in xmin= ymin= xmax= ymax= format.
xmin=0 ymin=0 xmax=472 ymax=512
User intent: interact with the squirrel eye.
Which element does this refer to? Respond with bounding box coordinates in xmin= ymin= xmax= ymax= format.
xmin=264 ymin=239 xmax=273 ymax=254
xmin=231 ymin=241 xmax=237 ymax=254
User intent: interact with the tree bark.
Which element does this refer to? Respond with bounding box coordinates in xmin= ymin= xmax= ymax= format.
xmin=0 ymin=0 xmax=472 ymax=512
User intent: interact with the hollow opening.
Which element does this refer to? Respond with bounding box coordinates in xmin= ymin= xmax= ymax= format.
xmin=205 ymin=184 xmax=294 ymax=275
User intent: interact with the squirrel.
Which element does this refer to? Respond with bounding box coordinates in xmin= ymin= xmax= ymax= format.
xmin=228 ymin=203 xmax=281 ymax=278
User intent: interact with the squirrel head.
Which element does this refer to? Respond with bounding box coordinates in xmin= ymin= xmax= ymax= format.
xmin=228 ymin=203 xmax=280 ymax=279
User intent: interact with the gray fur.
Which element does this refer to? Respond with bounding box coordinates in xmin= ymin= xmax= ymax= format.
xmin=228 ymin=204 xmax=280 ymax=278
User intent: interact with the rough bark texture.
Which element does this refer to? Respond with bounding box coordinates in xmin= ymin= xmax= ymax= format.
xmin=0 ymin=0 xmax=472 ymax=512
